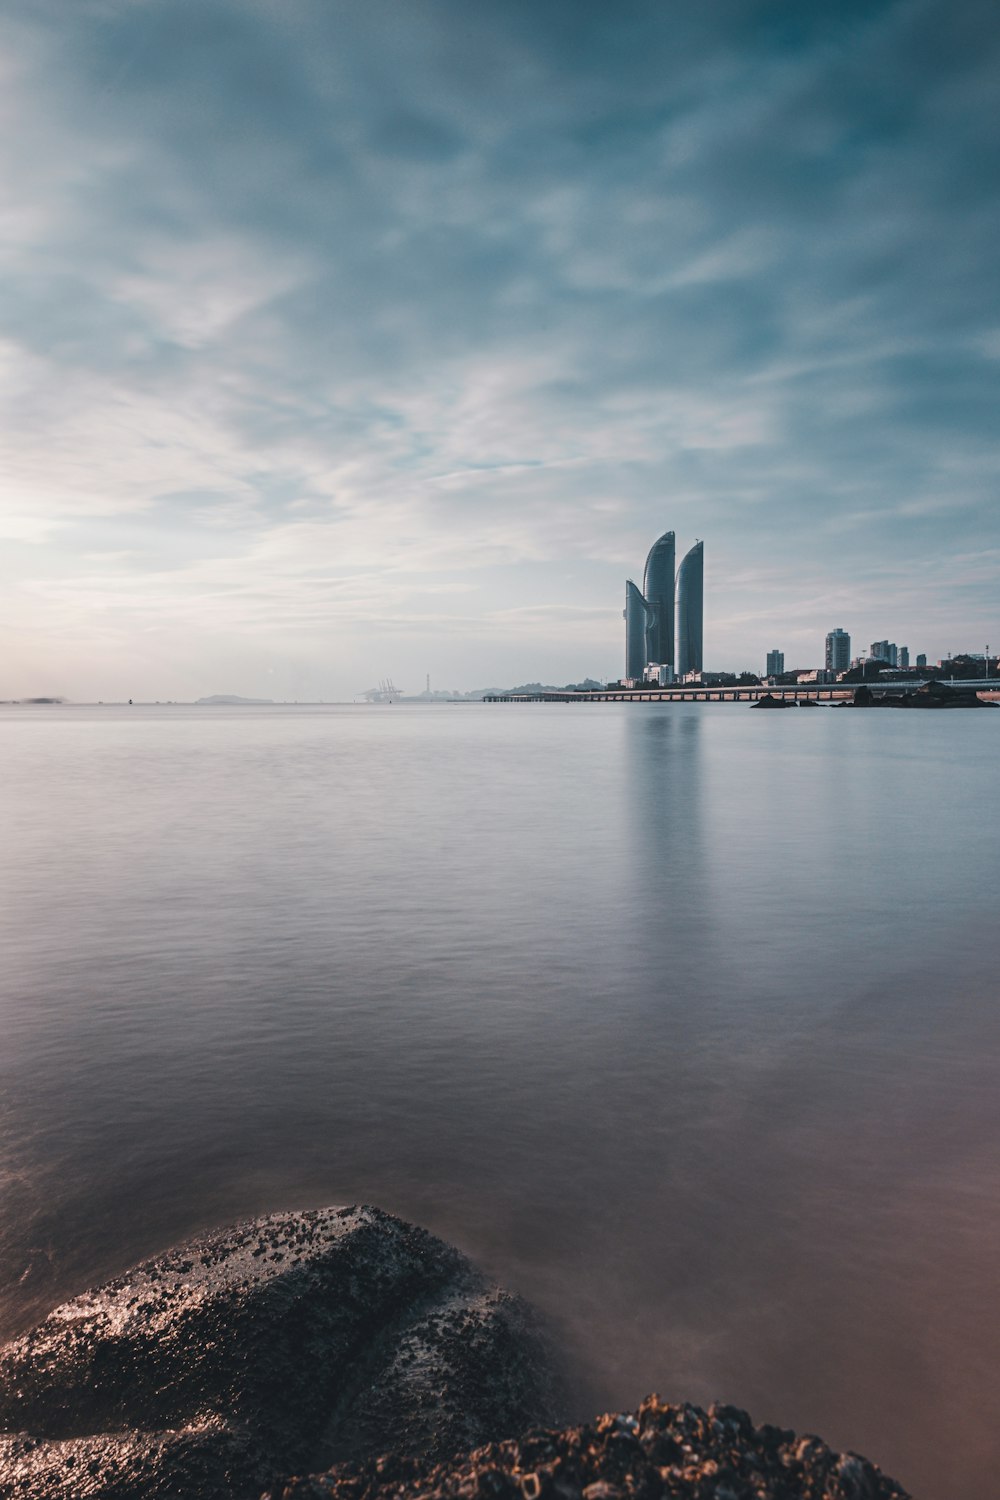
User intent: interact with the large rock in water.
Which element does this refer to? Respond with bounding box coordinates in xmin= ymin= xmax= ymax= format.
xmin=268 ymin=1397 xmax=911 ymax=1500
xmin=0 ymin=1206 xmax=558 ymax=1500
xmin=0 ymin=1208 xmax=912 ymax=1500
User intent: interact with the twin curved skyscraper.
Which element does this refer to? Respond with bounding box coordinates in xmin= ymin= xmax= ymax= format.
xmin=624 ymin=532 xmax=703 ymax=680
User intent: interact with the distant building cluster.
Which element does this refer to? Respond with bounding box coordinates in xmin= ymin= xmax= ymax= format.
xmin=618 ymin=550 xmax=991 ymax=695
xmin=868 ymin=640 xmax=909 ymax=669
xmin=616 ymin=555 xmax=996 ymax=694
xmin=623 ymin=532 xmax=703 ymax=684
xmin=762 ymin=629 xmax=995 ymax=685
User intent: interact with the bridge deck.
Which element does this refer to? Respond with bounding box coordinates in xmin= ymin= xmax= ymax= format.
xmin=484 ymin=682 xmax=1000 ymax=705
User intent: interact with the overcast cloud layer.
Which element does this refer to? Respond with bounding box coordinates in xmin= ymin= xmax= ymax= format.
xmin=2 ymin=0 xmax=998 ymax=697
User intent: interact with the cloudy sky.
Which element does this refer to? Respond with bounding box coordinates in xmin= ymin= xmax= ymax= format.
xmin=2 ymin=0 xmax=998 ymax=698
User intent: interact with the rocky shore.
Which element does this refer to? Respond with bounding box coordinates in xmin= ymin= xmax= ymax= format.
xmin=0 ymin=1208 xmax=910 ymax=1500
xmin=269 ymin=1397 xmax=909 ymax=1500
xmin=848 ymin=680 xmax=996 ymax=708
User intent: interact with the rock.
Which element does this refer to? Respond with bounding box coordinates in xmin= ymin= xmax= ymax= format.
xmin=266 ymin=1395 xmax=912 ymax=1500
xmin=0 ymin=1212 xmax=912 ymax=1500
xmin=750 ymin=693 xmax=794 ymax=709
xmin=0 ymin=1206 xmax=558 ymax=1500
xmin=904 ymin=679 xmax=994 ymax=708
xmin=851 ymin=679 xmax=996 ymax=708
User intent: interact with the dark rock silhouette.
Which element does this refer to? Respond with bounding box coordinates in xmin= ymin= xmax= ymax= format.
xmin=852 ymin=680 xmax=995 ymax=708
xmin=267 ymin=1395 xmax=910 ymax=1500
xmin=751 ymin=693 xmax=794 ymax=709
xmin=0 ymin=1207 xmax=557 ymax=1500
xmin=905 ymin=679 xmax=994 ymax=708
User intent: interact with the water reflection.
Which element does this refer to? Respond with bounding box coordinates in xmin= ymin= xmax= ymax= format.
xmin=0 ymin=704 xmax=998 ymax=1500
xmin=625 ymin=709 xmax=711 ymax=943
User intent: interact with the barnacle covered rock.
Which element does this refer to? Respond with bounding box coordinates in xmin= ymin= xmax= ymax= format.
xmin=269 ymin=1395 xmax=911 ymax=1500
xmin=0 ymin=1206 xmax=557 ymax=1499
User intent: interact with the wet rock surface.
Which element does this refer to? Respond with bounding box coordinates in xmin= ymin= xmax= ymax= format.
xmin=0 ymin=1206 xmax=557 ymax=1500
xmin=0 ymin=1211 xmax=911 ymax=1500
xmin=268 ymin=1396 xmax=911 ymax=1500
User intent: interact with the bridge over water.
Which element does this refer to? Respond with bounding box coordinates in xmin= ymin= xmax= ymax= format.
xmin=485 ymin=680 xmax=1000 ymax=706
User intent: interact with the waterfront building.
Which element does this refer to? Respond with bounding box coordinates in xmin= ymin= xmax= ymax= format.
xmin=825 ymin=629 xmax=851 ymax=672
xmin=870 ymin=640 xmax=898 ymax=665
xmin=766 ymin=649 xmax=784 ymax=677
xmin=916 ymin=653 xmax=927 ymax=668
xmin=898 ymin=645 xmax=910 ymax=669
xmin=675 ymin=541 xmax=704 ymax=677
xmin=623 ymin=531 xmax=703 ymax=680
xmin=624 ymin=581 xmax=652 ymax=681
xmin=643 ymin=531 xmax=675 ymax=670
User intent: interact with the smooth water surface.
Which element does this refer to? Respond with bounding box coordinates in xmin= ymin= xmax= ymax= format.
xmin=1 ymin=702 xmax=998 ymax=1498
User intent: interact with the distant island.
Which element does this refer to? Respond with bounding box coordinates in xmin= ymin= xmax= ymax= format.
xmin=195 ymin=695 xmax=276 ymax=706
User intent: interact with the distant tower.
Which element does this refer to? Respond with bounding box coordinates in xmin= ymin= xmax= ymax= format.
xmin=825 ymin=628 xmax=850 ymax=673
xmin=624 ymin=580 xmax=652 ymax=680
xmin=642 ymin=531 xmax=675 ymax=668
xmin=675 ymin=541 xmax=704 ymax=676
xmin=426 ymin=673 xmax=431 ymax=694
xmin=766 ymin=649 xmax=784 ymax=677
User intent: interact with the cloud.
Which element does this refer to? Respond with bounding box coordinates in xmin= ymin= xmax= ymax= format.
xmin=1 ymin=0 xmax=999 ymax=693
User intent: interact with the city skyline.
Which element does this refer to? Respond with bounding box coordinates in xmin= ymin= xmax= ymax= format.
xmin=0 ymin=2 xmax=998 ymax=701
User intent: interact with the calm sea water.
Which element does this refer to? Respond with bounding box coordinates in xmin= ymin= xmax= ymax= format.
xmin=1 ymin=702 xmax=998 ymax=1497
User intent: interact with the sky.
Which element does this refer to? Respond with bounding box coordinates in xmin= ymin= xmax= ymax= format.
xmin=1 ymin=0 xmax=998 ymax=699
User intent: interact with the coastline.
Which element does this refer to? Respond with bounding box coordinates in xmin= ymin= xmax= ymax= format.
xmin=0 ymin=1208 xmax=908 ymax=1500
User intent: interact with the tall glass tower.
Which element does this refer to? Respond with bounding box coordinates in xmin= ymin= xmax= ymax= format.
xmin=642 ymin=530 xmax=675 ymax=668
xmin=675 ymin=540 xmax=704 ymax=676
xmin=624 ymin=581 xmax=651 ymax=680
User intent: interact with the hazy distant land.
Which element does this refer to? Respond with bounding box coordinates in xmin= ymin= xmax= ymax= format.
xmin=194 ymin=695 xmax=276 ymax=706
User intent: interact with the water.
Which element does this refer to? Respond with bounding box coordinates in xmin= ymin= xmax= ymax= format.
xmin=1 ymin=702 xmax=998 ymax=1498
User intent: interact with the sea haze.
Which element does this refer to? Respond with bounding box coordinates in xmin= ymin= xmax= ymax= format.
xmin=1 ymin=702 xmax=998 ymax=1500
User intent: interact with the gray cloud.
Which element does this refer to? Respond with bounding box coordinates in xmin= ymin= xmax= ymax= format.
xmin=1 ymin=0 xmax=998 ymax=695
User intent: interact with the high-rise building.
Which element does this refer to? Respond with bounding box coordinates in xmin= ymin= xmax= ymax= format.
xmin=766 ymin=650 xmax=784 ymax=677
xmin=624 ymin=580 xmax=651 ymax=681
xmin=623 ymin=531 xmax=704 ymax=680
xmin=897 ymin=646 xmax=909 ymax=669
xmin=675 ymin=541 xmax=704 ymax=677
xmin=643 ymin=531 xmax=675 ymax=669
xmin=916 ymin=653 xmax=927 ymax=668
xmin=825 ymin=629 xmax=851 ymax=672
